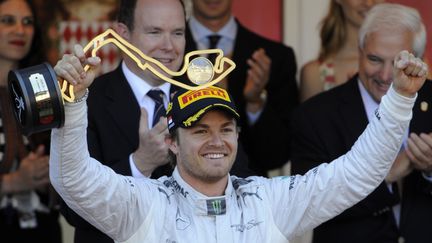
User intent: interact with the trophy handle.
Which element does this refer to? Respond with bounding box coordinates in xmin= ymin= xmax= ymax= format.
xmin=60 ymin=29 xmax=237 ymax=102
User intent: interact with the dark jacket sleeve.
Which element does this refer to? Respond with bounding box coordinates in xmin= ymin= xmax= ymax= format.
xmin=247 ymin=46 xmax=299 ymax=172
xmin=231 ymin=24 xmax=299 ymax=175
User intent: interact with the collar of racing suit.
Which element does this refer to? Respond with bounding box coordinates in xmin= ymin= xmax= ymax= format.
xmin=171 ymin=168 xmax=236 ymax=216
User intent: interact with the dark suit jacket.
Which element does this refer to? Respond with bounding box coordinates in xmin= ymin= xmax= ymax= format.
xmin=291 ymin=76 xmax=432 ymax=243
xmin=186 ymin=19 xmax=299 ymax=175
xmin=61 ymin=65 xmax=253 ymax=243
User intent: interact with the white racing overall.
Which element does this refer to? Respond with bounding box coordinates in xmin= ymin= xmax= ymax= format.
xmin=50 ymin=86 xmax=415 ymax=243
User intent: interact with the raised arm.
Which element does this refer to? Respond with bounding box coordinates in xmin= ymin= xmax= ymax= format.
xmin=270 ymin=51 xmax=428 ymax=238
xmin=49 ymin=45 xmax=156 ymax=241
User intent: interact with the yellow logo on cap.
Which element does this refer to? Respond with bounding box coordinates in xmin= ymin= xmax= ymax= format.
xmin=178 ymin=86 xmax=230 ymax=109
xmin=166 ymin=102 xmax=173 ymax=113
xmin=182 ymin=104 xmax=239 ymax=127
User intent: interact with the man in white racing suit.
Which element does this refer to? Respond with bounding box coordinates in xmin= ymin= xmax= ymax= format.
xmin=49 ymin=43 xmax=427 ymax=242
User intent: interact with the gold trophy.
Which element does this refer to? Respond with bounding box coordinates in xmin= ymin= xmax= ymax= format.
xmin=8 ymin=29 xmax=235 ymax=135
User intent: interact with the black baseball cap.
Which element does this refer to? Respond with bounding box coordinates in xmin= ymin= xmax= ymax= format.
xmin=166 ymin=86 xmax=240 ymax=133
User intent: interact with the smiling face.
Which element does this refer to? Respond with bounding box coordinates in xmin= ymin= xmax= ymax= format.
xmin=169 ymin=110 xmax=238 ymax=184
xmin=0 ymin=0 xmax=34 ymax=64
xmin=358 ymin=29 xmax=414 ymax=102
xmin=119 ymin=0 xmax=185 ymax=86
xmin=337 ymin=0 xmax=384 ymax=28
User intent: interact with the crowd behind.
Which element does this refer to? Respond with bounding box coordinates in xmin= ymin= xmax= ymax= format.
xmin=0 ymin=0 xmax=431 ymax=243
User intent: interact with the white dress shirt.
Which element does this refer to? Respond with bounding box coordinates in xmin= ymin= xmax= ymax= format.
xmin=188 ymin=15 xmax=237 ymax=55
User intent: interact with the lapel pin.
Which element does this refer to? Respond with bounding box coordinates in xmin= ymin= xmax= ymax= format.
xmin=420 ymin=101 xmax=428 ymax=112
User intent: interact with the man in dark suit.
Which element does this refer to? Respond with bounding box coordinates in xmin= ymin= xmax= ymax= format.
xmin=291 ymin=3 xmax=432 ymax=243
xmin=186 ymin=0 xmax=299 ymax=176
xmin=60 ymin=0 xmax=252 ymax=242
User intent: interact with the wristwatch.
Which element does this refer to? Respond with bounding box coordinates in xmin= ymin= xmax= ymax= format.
xmin=67 ymin=88 xmax=89 ymax=103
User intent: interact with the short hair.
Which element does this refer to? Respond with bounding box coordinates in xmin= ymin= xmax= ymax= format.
xmin=117 ymin=0 xmax=186 ymax=31
xmin=167 ymin=129 xmax=179 ymax=168
xmin=358 ymin=3 xmax=426 ymax=57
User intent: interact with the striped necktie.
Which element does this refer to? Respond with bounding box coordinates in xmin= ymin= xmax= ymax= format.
xmin=147 ymin=90 xmax=166 ymax=127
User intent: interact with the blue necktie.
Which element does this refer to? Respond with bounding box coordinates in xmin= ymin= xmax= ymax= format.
xmin=147 ymin=90 xmax=166 ymax=127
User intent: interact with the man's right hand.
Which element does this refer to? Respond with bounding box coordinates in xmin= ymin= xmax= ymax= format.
xmin=53 ymin=44 xmax=101 ymax=99
xmin=132 ymin=108 xmax=170 ymax=177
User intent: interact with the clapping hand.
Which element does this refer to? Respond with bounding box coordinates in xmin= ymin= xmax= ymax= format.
xmin=406 ymin=133 xmax=432 ymax=173
xmin=243 ymin=48 xmax=271 ymax=112
xmin=132 ymin=108 xmax=170 ymax=177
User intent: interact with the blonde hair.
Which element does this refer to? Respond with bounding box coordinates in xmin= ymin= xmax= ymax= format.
xmin=318 ymin=0 xmax=347 ymax=61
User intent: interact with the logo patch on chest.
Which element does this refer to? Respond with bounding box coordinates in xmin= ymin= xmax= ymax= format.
xmin=206 ymin=198 xmax=226 ymax=215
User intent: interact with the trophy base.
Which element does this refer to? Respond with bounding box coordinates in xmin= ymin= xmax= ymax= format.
xmin=8 ymin=63 xmax=64 ymax=135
